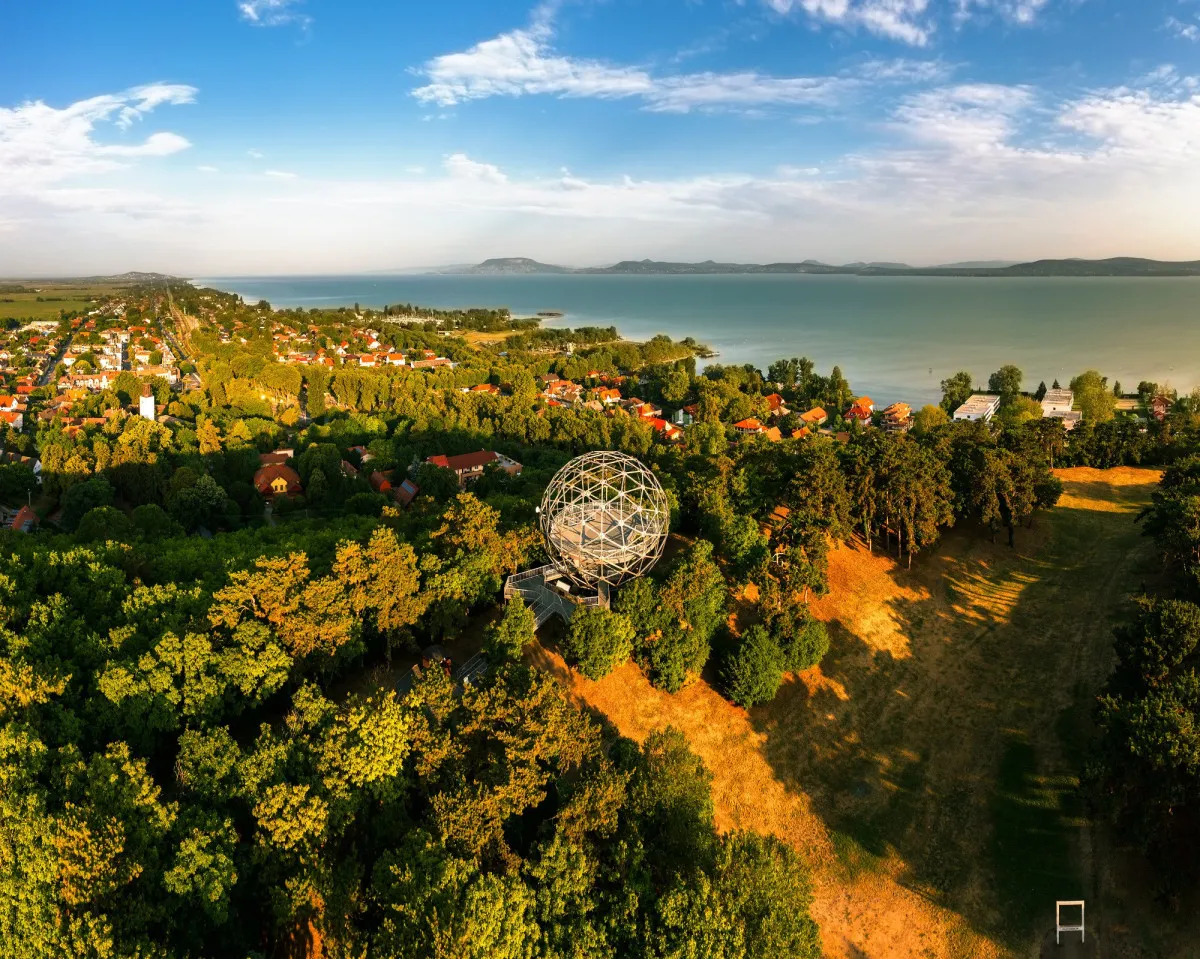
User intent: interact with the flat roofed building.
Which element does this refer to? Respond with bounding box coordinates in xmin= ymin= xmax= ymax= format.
xmin=953 ymin=394 xmax=1002 ymax=422
xmin=1042 ymin=389 xmax=1074 ymax=414
xmin=1044 ymin=409 xmax=1083 ymax=430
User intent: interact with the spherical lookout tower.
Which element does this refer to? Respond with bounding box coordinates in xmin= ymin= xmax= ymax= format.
xmin=505 ymin=451 xmax=669 ymax=625
xmin=540 ymin=450 xmax=670 ymax=590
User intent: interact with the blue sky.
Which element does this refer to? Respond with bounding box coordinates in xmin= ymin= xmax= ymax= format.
xmin=3 ymin=0 xmax=1200 ymax=273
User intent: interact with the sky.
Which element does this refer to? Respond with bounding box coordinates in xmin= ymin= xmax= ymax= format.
xmin=3 ymin=0 xmax=1200 ymax=274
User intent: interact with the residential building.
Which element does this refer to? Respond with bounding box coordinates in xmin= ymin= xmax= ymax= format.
xmin=254 ymin=464 xmax=303 ymax=498
xmin=394 ymin=479 xmax=420 ymax=507
xmin=1150 ymin=394 xmax=1172 ymax=422
xmin=881 ymin=402 xmax=914 ymax=433
xmin=799 ymin=407 xmax=828 ymax=428
xmin=426 ymin=450 xmax=523 ymax=487
xmin=733 ymin=417 xmax=765 ymax=436
xmin=953 ymin=394 xmax=1002 ymax=422
xmin=8 ymin=506 xmax=38 ymax=533
xmin=1041 ymin=389 xmax=1074 ymax=415
xmin=1044 ymin=410 xmax=1083 ymax=430
xmin=845 ymin=397 xmax=874 ymax=425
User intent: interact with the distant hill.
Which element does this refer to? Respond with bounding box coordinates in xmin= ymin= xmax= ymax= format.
xmin=931 ymin=260 xmax=1018 ymax=269
xmin=436 ymin=256 xmax=1200 ymax=278
xmin=437 ymin=257 xmax=573 ymax=275
xmin=995 ymin=257 xmax=1200 ymax=277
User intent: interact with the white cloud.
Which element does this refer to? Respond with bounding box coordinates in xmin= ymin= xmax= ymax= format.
xmin=264 ymin=169 xmax=298 ymax=179
xmin=444 ymin=154 xmax=508 ymax=184
xmin=955 ymin=0 xmax=1051 ymax=26
xmin=1167 ymin=16 xmax=1200 ymax=41
xmin=0 ymin=83 xmax=195 ymax=194
xmin=248 ymin=148 xmax=264 ymax=158
xmin=413 ymin=20 xmax=853 ymax=111
xmin=238 ymin=0 xmax=310 ymax=28
xmin=8 ymin=70 xmax=1200 ymax=273
xmin=765 ymin=0 xmax=934 ymax=45
xmin=198 ymin=165 xmax=219 ymax=173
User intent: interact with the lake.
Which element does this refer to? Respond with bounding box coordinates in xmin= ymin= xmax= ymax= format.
xmin=193 ymin=273 xmax=1200 ymax=407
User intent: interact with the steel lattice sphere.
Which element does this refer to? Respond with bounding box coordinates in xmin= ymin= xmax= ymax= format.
xmin=540 ymin=450 xmax=670 ymax=589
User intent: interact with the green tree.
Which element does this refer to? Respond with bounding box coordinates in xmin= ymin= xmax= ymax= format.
xmin=563 ymin=606 xmax=636 ymax=680
xmin=75 ymin=506 xmax=133 ymax=543
xmin=987 ymin=364 xmax=1023 ymax=402
xmin=1070 ymin=370 xmax=1116 ymax=423
xmin=722 ymin=625 xmax=784 ymax=708
xmin=485 ymin=597 xmax=536 ymax=662
xmin=940 ymin=370 xmax=974 ymax=414
xmin=61 ymin=475 xmax=115 ymax=531
xmin=912 ymin=404 xmax=949 ymax=436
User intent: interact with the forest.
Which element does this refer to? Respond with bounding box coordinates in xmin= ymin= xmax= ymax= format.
xmin=3 ymin=282 xmax=1200 ymax=956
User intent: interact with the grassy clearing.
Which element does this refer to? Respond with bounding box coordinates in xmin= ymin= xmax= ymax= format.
xmin=535 ymin=467 xmax=1184 ymax=958
xmin=0 ymin=282 xmax=120 ymax=321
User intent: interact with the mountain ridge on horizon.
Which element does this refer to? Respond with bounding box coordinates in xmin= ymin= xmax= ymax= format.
xmin=418 ymin=255 xmax=1200 ymax=278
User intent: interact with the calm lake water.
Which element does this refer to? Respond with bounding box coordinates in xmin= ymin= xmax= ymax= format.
xmin=195 ymin=274 xmax=1200 ymax=407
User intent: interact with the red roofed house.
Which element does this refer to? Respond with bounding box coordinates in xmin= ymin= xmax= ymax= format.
xmin=799 ymin=407 xmax=828 ymax=427
xmin=9 ymin=505 xmax=39 ymax=533
xmin=0 ymin=410 xmax=23 ymax=432
xmin=764 ymin=393 xmax=789 ymax=416
xmin=648 ymin=418 xmax=683 ymax=442
xmin=254 ymin=464 xmax=303 ymax=499
xmin=882 ymin=402 xmax=914 ymax=433
xmin=733 ymin=417 xmax=765 ymax=436
xmin=369 ymin=471 xmax=393 ymax=494
xmin=426 ymin=450 xmax=523 ymax=488
xmin=1151 ymin=395 xmax=1172 ymax=422
xmin=469 ymin=383 xmax=502 ymax=395
xmin=845 ymin=397 xmax=874 ymax=425
xmin=596 ymin=387 xmax=622 ymax=405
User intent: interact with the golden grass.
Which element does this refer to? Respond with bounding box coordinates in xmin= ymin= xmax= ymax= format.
xmin=539 ymin=467 xmax=1174 ymax=958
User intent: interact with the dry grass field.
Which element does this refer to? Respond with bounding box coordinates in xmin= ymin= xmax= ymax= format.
xmin=533 ymin=467 xmax=1200 ymax=958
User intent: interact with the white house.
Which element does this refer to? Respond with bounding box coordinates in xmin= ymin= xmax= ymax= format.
xmin=1041 ymin=389 xmax=1074 ymax=415
xmin=953 ymin=394 xmax=1002 ymax=422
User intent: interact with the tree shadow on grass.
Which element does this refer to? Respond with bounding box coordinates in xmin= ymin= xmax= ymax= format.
xmin=748 ymin=481 xmax=1160 ymax=952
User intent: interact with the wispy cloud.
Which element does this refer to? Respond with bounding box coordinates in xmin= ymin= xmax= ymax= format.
xmin=954 ymin=0 xmax=1052 ymax=26
xmin=1167 ymin=15 xmax=1200 ymax=41
xmin=764 ymin=0 xmax=934 ymax=46
xmin=238 ymin=0 xmax=311 ymax=29
xmin=197 ymin=165 xmax=219 ymax=173
xmin=264 ymin=169 xmax=298 ymax=179
xmin=0 ymin=83 xmax=195 ymax=193
xmin=248 ymin=148 xmax=264 ymax=158
xmin=412 ymin=14 xmax=944 ymax=111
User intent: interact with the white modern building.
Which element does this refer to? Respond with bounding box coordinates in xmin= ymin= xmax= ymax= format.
xmin=1042 ymin=389 xmax=1074 ymax=414
xmin=953 ymin=394 xmax=1002 ymax=422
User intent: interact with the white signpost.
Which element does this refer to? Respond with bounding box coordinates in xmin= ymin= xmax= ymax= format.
xmin=1056 ymin=900 xmax=1085 ymax=945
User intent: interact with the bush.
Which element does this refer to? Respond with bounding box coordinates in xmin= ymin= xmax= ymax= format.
xmin=722 ymin=625 xmax=784 ymax=708
xmin=563 ymin=606 xmax=636 ymax=680
xmin=768 ymin=607 xmax=830 ymax=673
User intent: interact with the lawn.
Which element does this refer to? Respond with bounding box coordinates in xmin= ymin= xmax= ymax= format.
xmin=0 ymin=282 xmax=120 ymax=321
xmin=531 ymin=467 xmax=1195 ymax=958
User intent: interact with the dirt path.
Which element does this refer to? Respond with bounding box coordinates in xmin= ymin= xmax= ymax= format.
xmin=534 ymin=467 xmax=1167 ymax=958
